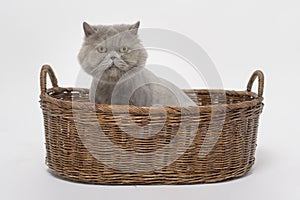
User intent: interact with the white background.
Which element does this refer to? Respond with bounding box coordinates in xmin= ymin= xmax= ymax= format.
xmin=0 ymin=0 xmax=299 ymax=199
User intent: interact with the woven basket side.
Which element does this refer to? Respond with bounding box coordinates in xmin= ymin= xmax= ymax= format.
xmin=41 ymin=93 xmax=263 ymax=184
xmin=40 ymin=65 xmax=265 ymax=184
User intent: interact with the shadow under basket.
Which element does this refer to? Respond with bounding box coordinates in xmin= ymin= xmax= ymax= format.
xmin=39 ymin=65 xmax=265 ymax=185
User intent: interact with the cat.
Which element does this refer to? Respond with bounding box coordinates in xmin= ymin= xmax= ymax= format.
xmin=78 ymin=21 xmax=196 ymax=107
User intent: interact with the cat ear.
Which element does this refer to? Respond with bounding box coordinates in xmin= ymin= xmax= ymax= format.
xmin=129 ymin=21 xmax=140 ymax=34
xmin=83 ymin=22 xmax=96 ymax=37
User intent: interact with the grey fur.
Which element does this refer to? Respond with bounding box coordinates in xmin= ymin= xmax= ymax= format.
xmin=78 ymin=22 xmax=196 ymax=107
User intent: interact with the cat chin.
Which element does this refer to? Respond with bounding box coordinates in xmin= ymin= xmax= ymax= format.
xmin=98 ymin=66 xmax=123 ymax=82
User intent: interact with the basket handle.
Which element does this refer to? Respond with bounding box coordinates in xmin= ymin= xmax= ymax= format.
xmin=246 ymin=70 xmax=264 ymax=98
xmin=40 ymin=64 xmax=58 ymax=96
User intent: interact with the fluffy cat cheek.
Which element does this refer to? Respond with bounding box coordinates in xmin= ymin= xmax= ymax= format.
xmin=87 ymin=53 xmax=103 ymax=66
xmin=123 ymin=51 xmax=145 ymax=67
xmin=112 ymin=59 xmax=127 ymax=69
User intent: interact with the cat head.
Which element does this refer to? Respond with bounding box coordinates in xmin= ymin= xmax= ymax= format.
xmin=78 ymin=21 xmax=148 ymax=82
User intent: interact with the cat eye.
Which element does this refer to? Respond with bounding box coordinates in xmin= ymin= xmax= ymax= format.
xmin=97 ymin=46 xmax=107 ymax=53
xmin=119 ymin=46 xmax=129 ymax=53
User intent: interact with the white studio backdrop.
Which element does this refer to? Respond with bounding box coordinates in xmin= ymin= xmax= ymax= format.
xmin=0 ymin=0 xmax=299 ymax=200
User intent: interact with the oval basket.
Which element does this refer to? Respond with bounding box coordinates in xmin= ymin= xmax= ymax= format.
xmin=39 ymin=65 xmax=264 ymax=185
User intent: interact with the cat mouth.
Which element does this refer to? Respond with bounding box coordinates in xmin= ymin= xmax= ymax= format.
xmin=106 ymin=64 xmax=124 ymax=71
xmin=106 ymin=64 xmax=118 ymax=70
xmin=104 ymin=64 xmax=122 ymax=75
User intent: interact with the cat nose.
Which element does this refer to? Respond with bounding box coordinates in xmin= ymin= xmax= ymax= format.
xmin=110 ymin=56 xmax=116 ymax=60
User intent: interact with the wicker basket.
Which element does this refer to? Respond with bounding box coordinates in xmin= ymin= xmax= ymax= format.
xmin=39 ymin=65 xmax=264 ymax=185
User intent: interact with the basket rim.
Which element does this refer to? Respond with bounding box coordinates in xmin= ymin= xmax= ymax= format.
xmin=40 ymin=87 xmax=263 ymax=115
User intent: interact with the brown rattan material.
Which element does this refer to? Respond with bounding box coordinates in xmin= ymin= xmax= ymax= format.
xmin=39 ymin=65 xmax=264 ymax=185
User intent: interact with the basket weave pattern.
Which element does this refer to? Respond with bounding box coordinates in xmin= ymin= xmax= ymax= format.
xmin=40 ymin=65 xmax=264 ymax=184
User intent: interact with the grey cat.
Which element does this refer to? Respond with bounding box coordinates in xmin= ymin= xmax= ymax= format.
xmin=78 ymin=21 xmax=196 ymax=107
